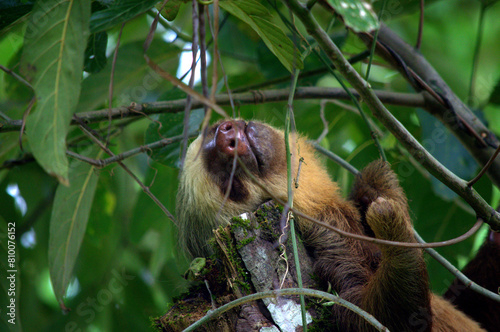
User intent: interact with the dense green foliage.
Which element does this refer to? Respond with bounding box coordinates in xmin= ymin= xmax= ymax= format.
xmin=1 ymin=0 xmax=500 ymax=331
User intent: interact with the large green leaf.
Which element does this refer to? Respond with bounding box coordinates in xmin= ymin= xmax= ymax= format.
xmin=488 ymin=78 xmax=500 ymax=106
xmin=220 ymin=0 xmax=303 ymax=73
xmin=479 ymin=0 xmax=500 ymax=7
xmin=21 ymin=0 xmax=90 ymax=185
xmin=84 ymin=31 xmax=108 ymax=74
xmin=327 ymin=0 xmax=379 ymax=32
xmin=0 ymin=1 xmax=34 ymax=31
xmin=90 ymin=0 xmax=158 ymax=33
xmin=158 ymin=0 xmax=188 ymax=21
xmin=48 ymin=148 xmax=101 ymax=306
xmin=416 ymin=110 xmax=478 ymax=200
xmin=484 ymin=105 xmax=500 ymax=137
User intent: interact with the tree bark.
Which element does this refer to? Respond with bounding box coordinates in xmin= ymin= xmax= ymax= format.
xmin=155 ymin=202 xmax=318 ymax=332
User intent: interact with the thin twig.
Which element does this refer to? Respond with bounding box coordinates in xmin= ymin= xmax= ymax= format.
xmin=237 ymin=156 xmax=483 ymax=249
xmin=232 ymin=51 xmax=369 ymax=93
xmin=149 ymin=9 xmax=192 ymax=42
xmin=198 ymin=3 xmax=209 ymax=107
xmin=360 ymin=23 xmax=500 ymax=189
xmin=316 ymin=143 xmax=500 ymax=303
xmin=184 ymin=288 xmax=388 ymax=332
xmin=67 ymin=134 xmax=191 ymax=167
xmin=107 ymin=23 xmax=125 ymax=144
xmin=468 ymin=143 xmax=500 ymax=187
xmin=468 ymin=3 xmax=487 ymax=105
xmin=179 ymin=1 xmax=200 ymax=169
xmin=207 ymin=9 xmax=236 ymax=118
xmin=416 ymin=0 xmax=424 ymax=49
xmin=316 ymin=100 xmax=329 ymax=143
xmin=0 ymin=65 xmax=36 ymax=150
xmin=143 ymin=54 xmax=229 ymax=118
xmin=294 ymin=202 xmax=484 ymax=249
xmin=284 ymin=64 xmax=307 ymax=331
xmin=269 ymin=0 xmax=387 ymax=161
xmin=278 ymin=211 xmax=291 ymax=289
xmin=328 ymin=99 xmax=385 ymax=138
xmin=209 ymin=0 xmax=220 ymax=103
xmin=414 ymin=231 xmax=500 ymax=303
xmin=314 ymin=49 xmax=387 ymax=161
xmin=76 ymin=118 xmax=177 ymax=226
xmin=365 ymin=0 xmax=387 ymax=80
xmin=311 ymin=142 xmax=359 ymax=176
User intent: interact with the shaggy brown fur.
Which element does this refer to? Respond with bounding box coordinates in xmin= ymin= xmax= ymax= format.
xmin=177 ymin=119 xmax=491 ymax=331
xmin=443 ymin=231 xmax=500 ymax=332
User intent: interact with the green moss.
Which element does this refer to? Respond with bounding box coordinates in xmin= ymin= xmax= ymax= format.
xmin=231 ymin=215 xmax=252 ymax=230
xmin=212 ymin=224 xmax=252 ymax=290
xmin=255 ymin=204 xmax=282 ymax=242
xmin=235 ymin=279 xmax=251 ymax=292
xmin=236 ymin=235 xmax=256 ymax=249
xmin=305 ymin=298 xmax=337 ymax=332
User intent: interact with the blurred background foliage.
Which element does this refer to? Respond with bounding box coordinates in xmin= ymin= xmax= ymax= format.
xmin=0 ymin=0 xmax=499 ymax=331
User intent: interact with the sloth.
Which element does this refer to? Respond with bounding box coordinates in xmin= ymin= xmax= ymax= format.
xmin=176 ymin=119 xmax=498 ymax=331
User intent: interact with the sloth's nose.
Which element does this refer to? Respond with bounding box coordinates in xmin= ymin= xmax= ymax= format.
xmin=216 ymin=120 xmax=250 ymax=156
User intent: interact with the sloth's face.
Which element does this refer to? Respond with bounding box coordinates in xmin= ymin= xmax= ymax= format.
xmin=199 ymin=120 xmax=287 ymax=202
xmin=178 ymin=119 xmax=339 ymax=257
xmin=177 ymin=120 xmax=290 ymax=257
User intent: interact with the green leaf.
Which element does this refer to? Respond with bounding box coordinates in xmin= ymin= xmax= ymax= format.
xmin=0 ymin=1 xmax=34 ymax=31
xmin=220 ymin=0 xmax=303 ymax=73
xmin=21 ymin=0 xmax=90 ymax=185
xmin=48 ymin=147 xmax=102 ymax=305
xmin=488 ymin=78 xmax=500 ymax=105
xmin=145 ymin=108 xmax=204 ymax=168
xmin=484 ymin=105 xmax=500 ymax=137
xmin=372 ymin=0 xmax=439 ymax=17
xmin=90 ymin=0 xmax=158 ymax=33
xmin=417 ymin=110 xmax=478 ymax=200
xmin=158 ymin=0 xmax=187 ymax=21
xmin=327 ymin=0 xmax=379 ymax=32
xmin=84 ymin=31 xmax=108 ymax=73
xmin=76 ymin=39 xmax=181 ymax=113
xmin=479 ymin=0 xmax=500 ymax=7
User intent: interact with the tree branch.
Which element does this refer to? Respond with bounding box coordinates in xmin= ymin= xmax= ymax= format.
xmin=281 ymin=0 xmax=500 ymax=231
xmin=66 ymin=134 xmax=192 ymax=167
xmin=75 ymin=119 xmax=177 ymax=226
xmin=0 ymin=88 xmax=424 ymax=133
xmin=358 ymin=24 xmax=500 ymax=189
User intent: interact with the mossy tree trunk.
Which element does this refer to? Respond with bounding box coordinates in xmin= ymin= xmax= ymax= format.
xmin=156 ymin=202 xmax=321 ymax=332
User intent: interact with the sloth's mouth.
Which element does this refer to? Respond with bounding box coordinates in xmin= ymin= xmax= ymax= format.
xmin=210 ymin=119 xmax=262 ymax=175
